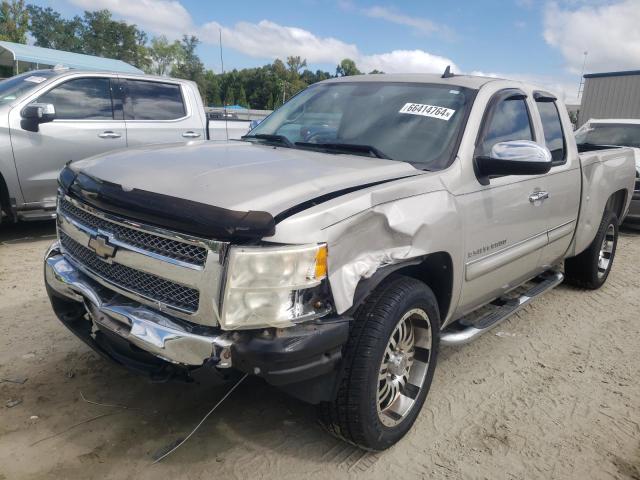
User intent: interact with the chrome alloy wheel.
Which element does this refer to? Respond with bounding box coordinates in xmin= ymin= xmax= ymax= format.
xmin=377 ymin=308 xmax=432 ymax=427
xmin=597 ymin=223 xmax=616 ymax=279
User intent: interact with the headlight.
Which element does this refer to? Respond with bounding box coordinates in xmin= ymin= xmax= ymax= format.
xmin=220 ymin=243 xmax=330 ymax=329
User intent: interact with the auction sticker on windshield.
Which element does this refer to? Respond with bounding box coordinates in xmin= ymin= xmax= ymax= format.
xmin=399 ymin=103 xmax=456 ymax=121
xmin=24 ymin=76 xmax=47 ymax=84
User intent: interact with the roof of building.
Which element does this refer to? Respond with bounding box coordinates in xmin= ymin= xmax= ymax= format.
xmin=584 ymin=69 xmax=640 ymax=79
xmin=584 ymin=118 xmax=640 ymax=125
xmin=0 ymin=41 xmax=143 ymax=74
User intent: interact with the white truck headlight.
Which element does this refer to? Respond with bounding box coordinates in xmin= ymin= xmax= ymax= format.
xmin=220 ymin=243 xmax=330 ymax=329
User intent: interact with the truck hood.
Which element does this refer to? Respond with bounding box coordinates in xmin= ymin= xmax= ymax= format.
xmin=71 ymin=141 xmax=422 ymax=215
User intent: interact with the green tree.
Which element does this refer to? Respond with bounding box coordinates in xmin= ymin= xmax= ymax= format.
xmin=27 ymin=5 xmax=82 ymax=51
xmin=171 ymin=36 xmax=204 ymax=79
xmin=236 ymin=85 xmax=247 ymax=107
xmin=147 ymin=35 xmax=183 ymax=76
xmin=0 ymin=0 xmax=29 ymax=43
xmin=80 ymin=10 xmax=150 ymax=70
xmin=286 ymin=55 xmax=307 ymax=75
xmin=336 ymin=58 xmax=361 ymax=77
xmin=203 ymin=69 xmax=221 ymax=106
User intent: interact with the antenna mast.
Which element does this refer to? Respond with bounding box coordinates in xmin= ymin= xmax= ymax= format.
xmin=220 ymin=28 xmax=229 ymax=141
xmin=577 ymin=51 xmax=588 ymax=102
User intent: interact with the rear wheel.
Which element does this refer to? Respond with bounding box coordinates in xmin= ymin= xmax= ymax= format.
xmin=318 ymin=275 xmax=440 ymax=450
xmin=565 ymin=209 xmax=619 ymax=289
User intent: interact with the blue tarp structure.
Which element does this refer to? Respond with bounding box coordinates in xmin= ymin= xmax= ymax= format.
xmin=0 ymin=41 xmax=143 ymax=75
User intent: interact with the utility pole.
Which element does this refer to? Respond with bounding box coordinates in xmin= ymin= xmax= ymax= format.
xmin=577 ymin=51 xmax=588 ymax=101
xmin=282 ymin=81 xmax=286 ymax=104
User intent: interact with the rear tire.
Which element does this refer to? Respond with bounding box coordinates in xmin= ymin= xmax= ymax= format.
xmin=565 ymin=209 xmax=618 ymax=289
xmin=318 ymin=275 xmax=440 ymax=451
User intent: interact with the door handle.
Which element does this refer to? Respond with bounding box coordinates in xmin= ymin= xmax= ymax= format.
xmin=98 ymin=131 xmax=121 ymax=139
xmin=529 ymin=191 xmax=549 ymax=203
xmin=182 ymin=131 xmax=201 ymax=138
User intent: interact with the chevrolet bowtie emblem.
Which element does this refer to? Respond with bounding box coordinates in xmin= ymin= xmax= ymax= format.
xmin=88 ymin=234 xmax=117 ymax=260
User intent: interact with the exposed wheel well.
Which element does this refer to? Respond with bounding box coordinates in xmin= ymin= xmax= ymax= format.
xmin=348 ymin=252 xmax=454 ymax=321
xmin=606 ymin=189 xmax=627 ymax=222
xmin=392 ymin=253 xmax=454 ymax=321
xmin=0 ymin=172 xmax=11 ymax=222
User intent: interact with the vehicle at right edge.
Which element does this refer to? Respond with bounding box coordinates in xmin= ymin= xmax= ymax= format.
xmin=44 ymin=73 xmax=637 ymax=451
xmin=575 ymin=118 xmax=640 ymax=228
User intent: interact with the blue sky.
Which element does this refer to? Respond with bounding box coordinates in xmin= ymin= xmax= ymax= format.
xmin=32 ymin=0 xmax=640 ymax=102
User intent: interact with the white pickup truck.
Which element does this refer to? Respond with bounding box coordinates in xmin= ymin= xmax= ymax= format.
xmin=575 ymin=118 xmax=640 ymax=228
xmin=44 ymin=73 xmax=636 ymax=450
xmin=0 ymin=68 xmax=249 ymax=223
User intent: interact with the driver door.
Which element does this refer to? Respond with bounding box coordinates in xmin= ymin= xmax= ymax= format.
xmin=9 ymin=75 xmax=126 ymax=207
xmin=455 ymin=90 xmax=549 ymax=314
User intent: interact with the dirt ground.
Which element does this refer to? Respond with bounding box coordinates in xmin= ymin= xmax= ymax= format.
xmin=0 ymin=221 xmax=639 ymax=480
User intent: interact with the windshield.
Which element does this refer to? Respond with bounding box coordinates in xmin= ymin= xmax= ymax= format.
xmin=575 ymin=123 xmax=640 ymax=148
xmin=246 ymin=82 xmax=474 ymax=170
xmin=0 ymin=71 xmax=57 ymax=106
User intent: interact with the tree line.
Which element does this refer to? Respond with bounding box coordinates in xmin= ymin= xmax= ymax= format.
xmin=0 ymin=0 xmax=378 ymax=109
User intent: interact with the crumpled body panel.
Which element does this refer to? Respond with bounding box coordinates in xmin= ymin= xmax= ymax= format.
xmin=269 ymin=174 xmax=463 ymax=316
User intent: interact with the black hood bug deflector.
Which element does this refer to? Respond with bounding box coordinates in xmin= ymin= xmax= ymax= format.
xmin=59 ymin=166 xmax=275 ymax=242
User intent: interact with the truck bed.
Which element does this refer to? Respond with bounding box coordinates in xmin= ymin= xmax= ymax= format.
xmin=573 ymin=147 xmax=636 ymax=255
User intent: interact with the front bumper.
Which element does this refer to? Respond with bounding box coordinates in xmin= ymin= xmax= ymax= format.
xmin=45 ymin=244 xmax=233 ymax=367
xmin=45 ymin=242 xmax=350 ymax=399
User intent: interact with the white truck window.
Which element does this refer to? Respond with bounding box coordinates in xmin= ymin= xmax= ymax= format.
xmin=36 ymin=77 xmax=114 ymax=120
xmin=123 ymin=80 xmax=186 ymax=120
xmin=479 ymin=97 xmax=533 ymax=155
xmin=537 ymin=100 xmax=566 ymax=163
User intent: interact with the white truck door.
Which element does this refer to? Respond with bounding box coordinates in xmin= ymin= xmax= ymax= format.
xmin=456 ymin=91 xmax=549 ymax=313
xmin=532 ymin=94 xmax=581 ymax=267
xmin=9 ymin=76 xmax=126 ymax=206
xmin=120 ymin=78 xmax=205 ymax=146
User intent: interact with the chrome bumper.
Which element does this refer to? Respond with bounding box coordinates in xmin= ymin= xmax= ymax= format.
xmin=45 ymin=242 xmax=233 ymax=367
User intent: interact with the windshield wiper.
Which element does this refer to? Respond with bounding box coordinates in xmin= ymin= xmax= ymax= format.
xmin=242 ymin=133 xmax=293 ymax=147
xmin=294 ymin=142 xmax=391 ymax=159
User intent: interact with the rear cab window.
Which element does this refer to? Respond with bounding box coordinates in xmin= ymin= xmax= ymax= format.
xmin=535 ymin=93 xmax=566 ymax=164
xmin=123 ymin=80 xmax=186 ymax=120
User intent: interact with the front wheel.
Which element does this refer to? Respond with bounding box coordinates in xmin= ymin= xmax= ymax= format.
xmin=565 ymin=209 xmax=619 ymax=289
xmin=318 ymin=275 xmax=440 ymax=450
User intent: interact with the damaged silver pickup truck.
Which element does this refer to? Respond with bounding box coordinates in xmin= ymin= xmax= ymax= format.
xmin=44 ymin=73 xmax=636 ymax=450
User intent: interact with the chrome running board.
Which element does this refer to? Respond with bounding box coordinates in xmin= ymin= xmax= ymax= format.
xmin=441 ymin=270 xmax=564 ymax=346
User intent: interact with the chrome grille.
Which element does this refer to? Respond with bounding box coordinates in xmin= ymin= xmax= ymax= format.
xmin=59 ymin=198 xmax=208 ymax=266
xmin=60 ymin=231 xmax=200 ymax=313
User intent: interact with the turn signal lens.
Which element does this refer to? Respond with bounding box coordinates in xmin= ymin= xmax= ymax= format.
xmin=314 ymin=245 xmax=328 ymax=280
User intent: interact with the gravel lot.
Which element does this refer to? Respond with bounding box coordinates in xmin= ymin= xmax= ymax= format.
xmin=0 ymin=221 xmax=639 ymax=480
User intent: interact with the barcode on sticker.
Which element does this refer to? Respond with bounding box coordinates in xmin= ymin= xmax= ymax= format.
xmin=399 ymin=103 xmax=455 ymax=121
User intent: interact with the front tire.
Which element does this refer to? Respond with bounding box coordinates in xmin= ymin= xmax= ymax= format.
xmin=318 ymin=275 xmax=440 ymax=450
xmin=565 ymin=209 xmax=619 ymax=289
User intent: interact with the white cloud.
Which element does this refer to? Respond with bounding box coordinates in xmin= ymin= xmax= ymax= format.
xmin=69 ymin=0 xmax=192 ymax=37
xmin=199 ymin=20 xmax=359 ymax=64
xmin=70 ymin=0 xmax=457 ymax=73
xmin=544 ymin=0 xmax=640 ymax=74
xmin=363 ymin=6 xmax=440 ymax=36
xmin=360 ymin=50 xmax=458 ymax=74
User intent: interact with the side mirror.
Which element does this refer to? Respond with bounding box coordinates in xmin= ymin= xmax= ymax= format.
xmin=21 ymin=103 xmax=56 ymax=132
xmin=475 ymin=140 xmax=552 ymax=184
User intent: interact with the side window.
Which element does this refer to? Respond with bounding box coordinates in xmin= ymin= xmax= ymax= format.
xmin=536 ymin=100 xmax=566 ymax=164
xmin=36 ymin=77 xmax=113 ymax=120
xmin=124 ymin=80 xmax=186 ymax=120
xmin=479 ymin=98 xmax=533 ymax=156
